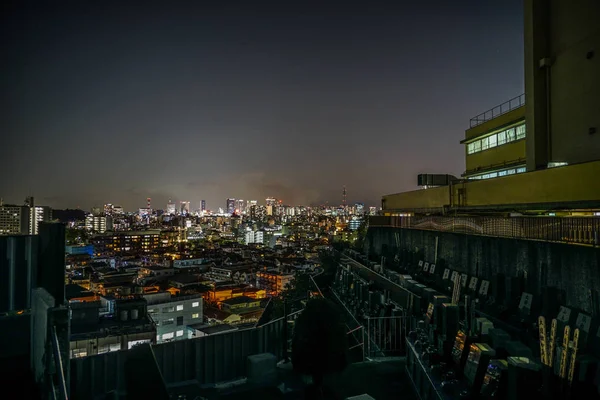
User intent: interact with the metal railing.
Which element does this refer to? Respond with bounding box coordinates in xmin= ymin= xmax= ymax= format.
xmin=370 ymin=215 xmax=600 ymax=246
xmin=51 ymin=326 xmax=69 ymax=400
xmin=469 ymin=94 xmax=525 ymax=128
xmin=366 ymin=316 xmax=407 ymax=358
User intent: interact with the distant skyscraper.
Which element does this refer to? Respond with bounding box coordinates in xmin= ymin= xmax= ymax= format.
xmin=226 ymin=198 xmax=235 ymax=215
xmin=30 ymin=206 xmax=51 ymax=235
xmin=201 ymin=200 xmax=206 ymax=212
xmin=21 ymin=197 xmax=51 ymax=235
xmin=369 ymin=206 xmax=377 ymax=216
xmin=0 ymin=205 xmax=30 ymax=235
xmin=86 ymin=215 xmax=107 ymax=233
xmin=355 ymin=203 xmax=365 ymax=215
xmin=180 ymin=201 xmax=190 ymax=215
xmin=235 ymin=199 xmax=245 ymax=214
xmin=246 ymin=200 xmax=257 ymax=214
xmin=167 ymin=199 xmax=176 ymax=215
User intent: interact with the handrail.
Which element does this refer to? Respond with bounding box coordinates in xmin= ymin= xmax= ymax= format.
xmin=51 ymin=326 xmax=69 ymax=400
xmin=469 ymin=94 xmax=525 ymax=128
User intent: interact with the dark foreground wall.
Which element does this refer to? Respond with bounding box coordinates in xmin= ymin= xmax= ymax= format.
xmin=367 ymin=227 xmax=600 ymax=314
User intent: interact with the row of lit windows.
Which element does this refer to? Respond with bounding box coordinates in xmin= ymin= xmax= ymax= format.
xmin=467 ymin=123 xmax=526 ymax=155
xmin=469 ymin=166 xmax=527 ymax=180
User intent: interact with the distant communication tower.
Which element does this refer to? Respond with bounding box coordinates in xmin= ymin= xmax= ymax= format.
xmin=147 ymin=197 xmax=151 ymax=209
xmin=342 ymin=186 xmax=347 ymax=207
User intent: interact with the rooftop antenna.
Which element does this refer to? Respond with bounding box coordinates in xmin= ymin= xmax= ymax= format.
xmin=343 ymin=186 xmax=347 ymax=207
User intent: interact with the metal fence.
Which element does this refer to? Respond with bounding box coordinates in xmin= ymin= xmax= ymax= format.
xmin=469 ymin=94 xmax=525 ymax=128
xmin=366 ymin=316 xmax=408 ymax=358
xmin=71 ymin=317 xmax=287 ymax=399
xmin=370 ymin=215 xmax=600 ymax=246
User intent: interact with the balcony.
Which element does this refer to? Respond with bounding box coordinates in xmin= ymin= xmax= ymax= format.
xmin=469 ymin=94 xmax=525 ymax=128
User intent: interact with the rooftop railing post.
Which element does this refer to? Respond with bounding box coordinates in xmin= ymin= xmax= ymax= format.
xmin=282 ymin=298 xmax=288 ymax=363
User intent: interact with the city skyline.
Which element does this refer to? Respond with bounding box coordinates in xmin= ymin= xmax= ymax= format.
xmin=1 ymin=0 xmax=524 ymax=211
xmin=0 ymin=193 xmax=374 ymax=212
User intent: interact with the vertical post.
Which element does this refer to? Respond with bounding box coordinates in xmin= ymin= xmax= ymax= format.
xmin=283 ymin=299 xmax=288 ymax=363
xmin=368 ymin=318 xmax=371 ymax=359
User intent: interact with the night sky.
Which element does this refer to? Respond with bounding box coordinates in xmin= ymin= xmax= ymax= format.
xmin=1 ymin=1 xmax=524 ymax=212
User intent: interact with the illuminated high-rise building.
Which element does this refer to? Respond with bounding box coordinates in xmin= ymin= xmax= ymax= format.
xmin=246 ymin=200 xmax=257 ymax=214
xmin=226 ymin=198 xmax=235 ymax=215
xmin=0 ymin=205 xmax=30 ymax=235
xmin=167 ymin=199 xmax=176 ymax=215
xmin=180 ymin=201 xmax=190 ymax=215
xmin=354 ymin=203 xmax=365 ymax=215
xmin=235 ymin=199 xmax=245 ymax=214
xmin=23 ymin=197 xmax=51 ymax=235
xmin=201 ymin=200 xmax=206 ymax=212
xmin=86 ymin=214 xmax=107 ymax=233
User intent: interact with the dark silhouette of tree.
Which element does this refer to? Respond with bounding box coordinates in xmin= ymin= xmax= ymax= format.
xmin=292 ymin=298 xmax=348 ymax=399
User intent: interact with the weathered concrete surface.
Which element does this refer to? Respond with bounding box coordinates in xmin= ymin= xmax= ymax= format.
xmin=367 ymin=227 xmax=600 ymax=314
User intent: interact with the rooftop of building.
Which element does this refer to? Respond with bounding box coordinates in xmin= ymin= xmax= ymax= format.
xmin=65 ymin=284 xmax=94 ymax=300
xmin=194 ymin=323 xmax=238 ymax=335
xmin=169 ymin=273 xmax=203 ymax=284
xmin=93 ymin=229 xmax=161 ymax=237
xmin=221 ymin=296 xmax=257 ymax=306
xmin=141 ymin=265 xmax=174 ymax=271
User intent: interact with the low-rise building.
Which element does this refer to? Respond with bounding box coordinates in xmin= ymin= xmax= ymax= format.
xmin=69 ymin=299 xmax=156 ymax=359
xmin=256 ymin=269 xmax=295 ymax=296
xmin=220 ymin=295 xmax=260 ymax=313
xmin=144 ymin=292 xmax=203 ymax=343
xmin=138 ymin=265 xmax=175 ymax=283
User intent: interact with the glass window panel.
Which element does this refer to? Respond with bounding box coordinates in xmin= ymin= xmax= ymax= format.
xmin=498 ymin=170 xmax=508 ymax=176
xmin=488 ymin=135 xmax=497 ymax=148
xmin=506 ymin=128 xmax=516 ymax=142
xmin=517 ymin=167 xmax=526 ymax=173
xmin=176 ymin=304 xmax=183 ymax=311
xmin=473 ymin=140 xmax=481 ymax=152
xmin=467 ymin=143 xmax=475 ymax=154
xmin=507 ymin=169 xmax=516 ymax=175
xmin=489 ymin=172 xmax=498 ymax=178
xmin=516 ymin=125 xmax=526 ymax=139
xmin=497 ymin=131 xmax=506 ymax=145
xmin=481 ymin=137 xmax=489 ymax=150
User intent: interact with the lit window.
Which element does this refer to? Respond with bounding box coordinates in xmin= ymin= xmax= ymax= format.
xmin=176 ymin=330 xmax=184 ymax=337
xmin=488 ymin=134 xmax=497 ymax=148
xmin=192 ymin=302 xmax=199 ymax=308
xmin=192 ymin=313 xmax=199 ymax=319
xmin=507 ymin=169 xmax=516 ymax=175
xmin=516 ymin=167 xmax=526 ymax=173
xmin=176 ymin=304 xmax=183 ymax=311
xmin=473 ymin=140 xmax=481 ymax=153
xmin=163 ymin=318 xmax=174 ymax=325
xmin=516 ymin=124 xmax=526 ymax=139
xmin=467 ymin=143 xmax=475 ymax=154
xmin=506 ymin=128 xmax=516 ymax=142
xmin=488 ymin=172 xmax=498 ymax=178
xmin=71 ymin=349 xmax=87 ymax=358
xmin=481 ymin=137 xmax=489 ymax=150
xmin=162 ymin=332 xmax=174 ymax=340
xmin=498 ymin=170 xmax=508 ymax=176
xmin=497 ymin=131 xmax=506 ymax=145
